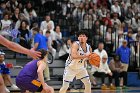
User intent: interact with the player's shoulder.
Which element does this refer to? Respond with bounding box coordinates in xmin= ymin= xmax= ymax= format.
xmin=72 ymin=41 xmax=79 ymax=46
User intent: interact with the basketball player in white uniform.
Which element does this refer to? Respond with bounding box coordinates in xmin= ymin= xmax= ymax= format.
xmin=59 ymin=31 xmax=92 ymax=93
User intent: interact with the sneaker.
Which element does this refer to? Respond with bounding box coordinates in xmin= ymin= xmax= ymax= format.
xmin=101 ymin=85 xmax=109 ymax=90
xmin=110 ymin=85 xmax=116 ymax=90
xmin=11 ymin=84 xmax=18 ymax=89
xmin=5 ymin=87 xmax=10 ymax=93
xmin=122 ymin=86 xmax=128 ymax=89
xmin=116 ymin=87 xmax=122 ymax=90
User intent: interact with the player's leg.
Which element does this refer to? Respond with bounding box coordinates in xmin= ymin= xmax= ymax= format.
xmin=81 ymin=77 xmax=91 ymax=93
xmin=59 ymin=80 xmax=70 ymax=93
xmin=59 ymin=67 xmax=75 ymax=93
xmin=77 ymin=69 xmax=91 ymax=93
xmin=0 ymin=74 xmax=6 ymax=93
xmin=4 ymin=74 xmax=13 ymax=85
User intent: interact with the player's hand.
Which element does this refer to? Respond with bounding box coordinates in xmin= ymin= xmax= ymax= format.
xmin=28 ymin=48 xmax=41 ymax=59
xmin=43 ymin=84 xmax=54 ymax=93
xmin=43 ymin=85 xmax=51 ymax=93
xmin=85 ymin=53 xmax=91 ymax=58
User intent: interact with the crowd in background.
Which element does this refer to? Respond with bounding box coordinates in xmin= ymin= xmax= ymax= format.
xmin=0 ymin=0 xmax=140 ymax=91
xmin=0 ymin=0 xmax=139 ymax=68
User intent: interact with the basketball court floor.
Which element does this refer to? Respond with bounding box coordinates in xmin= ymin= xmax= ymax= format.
xmin=56 ymin=87 xmax=140 ymax=93
xmin=9 ymin=87 xmax=140 ymax=93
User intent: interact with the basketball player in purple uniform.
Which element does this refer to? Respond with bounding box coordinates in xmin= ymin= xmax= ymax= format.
xmin=16 ymin=49 xmax=54 ymax=93
xmin=0 ymin=35 xmax=41 ymax=92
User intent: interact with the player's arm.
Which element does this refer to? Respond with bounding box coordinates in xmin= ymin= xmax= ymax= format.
xmin=71 ymin=42 xmax=88 ymax=59
xmin=0 ymin=35 xmax=41 ymax=59
xmin=37 ymin=61 xmax=47 ymax=87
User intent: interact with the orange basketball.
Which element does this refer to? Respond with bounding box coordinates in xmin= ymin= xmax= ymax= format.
xmin=88 ymin=53 xmax=100 ymax=67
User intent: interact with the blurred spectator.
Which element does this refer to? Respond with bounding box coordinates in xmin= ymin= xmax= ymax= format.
xmin=135 ymin=34 xmax=140 ymax=66
xmin=92 ymin=20 xmax=102 ymax=48
xmin=55 ymin=25 xmax=62 ymax=45
xmin=0 ymin=1 xmax=7 ymax=20
xmin=40 ymin=15 xmax=55 ymax=35
xmin=100 ymin=19 xmax=110 ymax=38
xmin=23 ymin=2 xmax=37 ymax=21
xmin=11 ymin=7 xmax=20 ymax=24
xmin=102 ymin=12 xmax=112 ymax=27
xmin=88 ymin=8 xmax=97 ymax=22
xmin=15 ymin=13 xmax=29 ymax=29
xmin=46 ymin=23 xmax=57 ymax=50
xmin=120 ymin=1 xmax=127 ymax=22
xmin=116 ymin=33 xmax=124 ymax=48
xmin=106 ymin=27 xmax=115 ymax=43
xmin=97 ymin=0 xmax=108 ymax=8
xmin=132 ymin=0 xmax=140 ymax=13
xmin=17 ymin=20 xmax=31 ymax=49
xmin=82 ymin=14 xmax=94 ymax=30
xmin=32 ymin=27 xmax=50 ymax=81
xmin=72 ymin=2 xmax=85 ymax=21
xmin=109 ymin=55 xmax=128 ymax=89
xmin=94 ymin=42 xmax=108 ymax=62
xmin=32 ymin=27 xmax=48 ymax=51
xmin=30 ymin=22 xmax=39 ymax=47
xmin=0 ymin=51 xmax=18 ymax=92
xmin=111 ymin=1 xmax=121 ymax=16
xmin=116 ymin=40 xmax=131 ymax=88
xmin=105 ymin=27 xmax=115 ymax=56
xmin=55 ymin=25 xmax=63 ymax=51
xmin=6 ymin=0 xmax=18 ymax=12
xmin=125 ymin=6 xmax=134 ymax=24
xmin=59 ymin=38 xmax=72 ymax=60
xmin=92 ymin=55 xmax=115 ymax=90
xmin=98 ymin=6 xmax=108 ymax=18
xmin=111 ymin=13 xmax=121 ymax=26
xmin=45 ymin=30 xmax=56 ymax=59
xmin=17 ymin=2 xmax=24 ymax=13
xmin=116 ymin=40 xmax=131 ymax=69
xmin=118 ymin=22 xmax=125 ymax=35
xmin=0 ymin=11 xmax=12 ymax=30
xmin=125 ymin=30 xmax=134 ymax=47
xmin=131 ymin=13 xmax=140 ymax=33
xmin=0 ymin=11 xmax=12 ymax=39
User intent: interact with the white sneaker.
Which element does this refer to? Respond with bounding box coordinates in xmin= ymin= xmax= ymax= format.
xmin=11 ymin=84 xmax=18 ymax=89
xmin=5 ymin=87 xmax=10 ymax=93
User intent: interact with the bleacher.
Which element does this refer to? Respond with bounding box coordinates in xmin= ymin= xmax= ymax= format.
xmin=0 ymin=0 xmax=140 ymax=92
xmin=0 ymin=44 xmax=139 ymax=92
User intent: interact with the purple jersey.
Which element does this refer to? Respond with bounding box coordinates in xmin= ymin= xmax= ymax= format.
xmin=16 ymin=60 xmax=40 ymax=92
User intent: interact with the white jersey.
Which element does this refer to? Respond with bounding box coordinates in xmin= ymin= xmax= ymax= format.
xmin=65 ymin=41 xmax=91 ymax=69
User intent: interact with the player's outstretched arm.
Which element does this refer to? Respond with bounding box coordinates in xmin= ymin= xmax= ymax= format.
xmin=0 ymin=35 xmax=41 ymax=59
